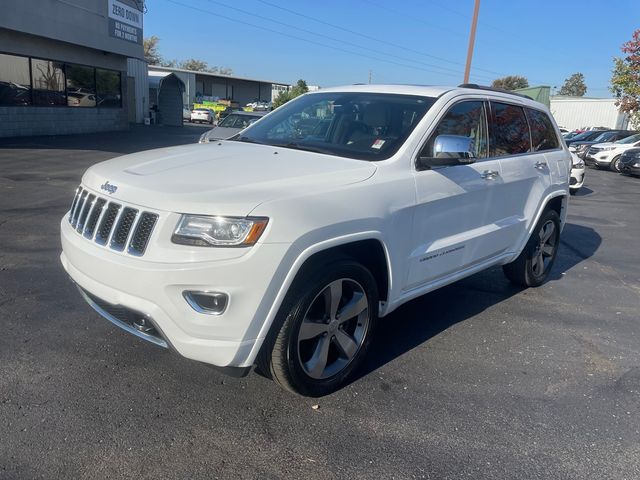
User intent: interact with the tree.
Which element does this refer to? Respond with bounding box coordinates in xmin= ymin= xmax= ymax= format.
xmin=610 ymin=29 xmax=640 ymax=128
xmin=179 ymin=58 xmax=209 ymax=72
xmin=272 ymin=79 xmax=309 ymax=108
xmin=558 ymin=73 xmax=587 ymax=96
xmin=491 ymin=75 xmax=529 ymax=91
xmin=143 ymin=36 xmax=162 ymax=65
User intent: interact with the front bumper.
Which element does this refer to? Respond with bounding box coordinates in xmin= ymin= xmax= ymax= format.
xmin=570 ymin=167 xmax=585 ymax=189
xmin=61 ymin=217 xmax=291 ymax=368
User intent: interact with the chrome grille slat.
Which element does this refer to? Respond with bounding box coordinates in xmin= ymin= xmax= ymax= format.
xmin=76 ymin=194 xmax=95 ymax=233
xmin=110 ymin=207 xmax=138 ymax=251
xmin=128 ymin=212 xmax=159 ymax=256
xmin=68 ymin=187 xmax=82 ymax=222
xmin=95 ymin=203 xmax=122 ymax=245
xmin=71 ymin=190 xmax=88 ymax=227
xmin=84 ymin=197 xmax=107 ymax=239
xmin=67 ymin=185 xmax=158 ymax=257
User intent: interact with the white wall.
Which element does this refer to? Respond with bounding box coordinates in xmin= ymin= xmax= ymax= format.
xmin=550 ymin=96 xmax=629 ymax=130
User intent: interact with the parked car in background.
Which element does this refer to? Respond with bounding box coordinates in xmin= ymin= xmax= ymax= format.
xmin=218 ymin=106 xmax=244 ymax=123
xmin=564 ymin=130 xmax=607 ymax=147
xmin=569 ymin=152 xmax=585 ymax=194
xmin=585 ymin=133 xmax=640 ymax=171
xmin=619 ymin=147 xmax=640 ymax=176
xmin=569 ymin=130 xmax=637 ymax=158
xmin=199 ymin=111 xmax=267 ymax=143
xmin=191 ymin=108 xmax=214 ymax=124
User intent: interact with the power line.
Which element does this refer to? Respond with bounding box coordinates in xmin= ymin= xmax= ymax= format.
xmin=201 ymin=0 xmax=497 ymax=82
xmin=162 ymin=0 xmax=490 ymax=82
xmin=255 ymin=0 xmax=509 ymax=80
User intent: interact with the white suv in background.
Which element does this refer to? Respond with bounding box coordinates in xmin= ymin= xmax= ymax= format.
xmin=61 ymin=84 xmax=570 ymax=396
xmin=585 ymin=133 xmax=640 ymax=171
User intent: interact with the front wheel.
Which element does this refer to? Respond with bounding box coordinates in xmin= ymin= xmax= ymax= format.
xmin=610 ymin=156 xmax=622 ymax=172
xmin=503 ymin=209 xmax=561 ymax=287
xmin=260 ymin=260 xmax=378 ymax=396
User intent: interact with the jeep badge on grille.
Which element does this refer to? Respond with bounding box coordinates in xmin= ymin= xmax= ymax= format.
xmin=101 ymin=181 xmax=118 ymax=195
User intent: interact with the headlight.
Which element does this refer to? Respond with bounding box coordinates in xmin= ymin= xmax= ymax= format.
xmin=172 ymin=215 xmax=268 ymax=247
xmin=572 ymin=160 xmax=585 ymax=169
xmin=199 ymin=132 xmax=209 ymax=144
xmin=600 ymin=146 xmax=616 ymax=151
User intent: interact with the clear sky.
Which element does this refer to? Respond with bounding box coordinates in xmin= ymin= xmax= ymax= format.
xmin=144 ymin=0 xmax=639 ymax=96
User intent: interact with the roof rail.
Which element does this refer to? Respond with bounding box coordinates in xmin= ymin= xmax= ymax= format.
xmin=458 ymin=83 xmax=533 ymax=100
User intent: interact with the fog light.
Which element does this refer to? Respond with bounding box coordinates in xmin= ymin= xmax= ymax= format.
xmin=183 ymin=291 xmax=228 ymax=315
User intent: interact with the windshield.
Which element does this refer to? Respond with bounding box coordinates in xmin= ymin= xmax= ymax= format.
xmin=616 ymin=133 xmax=640 ymax=144
xmin=219 ymin=114 xmax=262 ymax=128
xmin=593 ymin=131 xmax=615 ymax=142
xmin=571 ymin=131 xmax=602 ymax=141
xmin=232 ymin=92 xmax=436 ymax=161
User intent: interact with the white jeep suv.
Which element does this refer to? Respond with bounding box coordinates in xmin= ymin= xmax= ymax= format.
xmin=60 ymin=84 xmax=570 ymax=396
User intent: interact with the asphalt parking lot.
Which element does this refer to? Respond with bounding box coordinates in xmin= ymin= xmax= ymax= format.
xmin=1 ymin=127 xmax=639 ymax=480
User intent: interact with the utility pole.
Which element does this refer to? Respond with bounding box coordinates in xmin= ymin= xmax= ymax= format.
xmin=463 ymin=0 xmax=480 ymax=84
xmin=368 ymin=70 xmax=372 ymax=84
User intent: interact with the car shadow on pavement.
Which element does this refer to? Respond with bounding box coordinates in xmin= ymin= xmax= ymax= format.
xmin=353 ymin=222 xmax=602 ymax=383
xmin=573 ymin=186 xmax=594 ymax=196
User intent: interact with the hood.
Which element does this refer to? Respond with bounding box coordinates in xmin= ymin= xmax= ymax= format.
xmin=82 ymin=141 xmax=377 ymax=215
xmin=201 ymin=126 xmax=243 ymax=141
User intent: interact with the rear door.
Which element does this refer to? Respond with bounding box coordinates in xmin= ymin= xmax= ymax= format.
xmin=491 ymin=102 xmax=556 ymax=249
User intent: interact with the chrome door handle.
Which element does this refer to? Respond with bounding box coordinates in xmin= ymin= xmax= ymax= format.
xmin=481 ymin=170 xmax=500 ymax=180
xmin=535 ymin=161 xmax=548 ymax=170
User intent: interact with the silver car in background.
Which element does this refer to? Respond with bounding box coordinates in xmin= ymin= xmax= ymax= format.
xmin=199 ymin=111 xmax=267 ymax=143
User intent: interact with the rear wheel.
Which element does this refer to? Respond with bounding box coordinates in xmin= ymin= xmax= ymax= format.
xmin=260 ymin=260 xmax=378 ymax=396
xmin=503 ymin=209 xmax=561 ymax=287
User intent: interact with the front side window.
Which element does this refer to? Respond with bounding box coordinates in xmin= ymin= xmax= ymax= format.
xmin=0 ymin=53 xmax=31 ymax=106
xmin=31 ymin=59 xmax=65 ymax=106
xmin=234 ymin=92 xmax=436 ymax=161
xmin=220 ymin=114 xmax=262 ymax=129
xmin=66 ymin=64 xmax=96 ymax=107
xmin=491 ymin=102 xmax=531 ymax=156
xmin=526 ymin=108 xmax=559 ymax=151
xmin=420 ymin=100 xmax=488 ymax=160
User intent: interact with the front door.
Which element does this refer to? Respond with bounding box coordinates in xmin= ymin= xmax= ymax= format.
xmin=406 ymin=99 xmax=509 ymax=290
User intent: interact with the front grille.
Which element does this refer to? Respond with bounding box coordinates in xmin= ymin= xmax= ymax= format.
xmin=67 ymin=186 xmax=159 ymax=257
xmin=587 ymin=147 xmax=596 ymax=156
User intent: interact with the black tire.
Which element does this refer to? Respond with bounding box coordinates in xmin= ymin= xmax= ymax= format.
xmin=610 ymin=156 xmax=622 ymax=172
xmin=569 ymin=188 xmax=577 ymax=196
xmin=259 ymin=259 xmax=378 ymax=396
xmin=503 ymin=209 xmax=561 ymax=287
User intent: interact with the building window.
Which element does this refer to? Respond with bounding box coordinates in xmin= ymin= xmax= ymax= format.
xmin=0 ymin=53 xmax=31 ymax=106
xmin=66 ymin=63 xmax=96 ymax=107
xmin=96 ymin=69 xmax=122 ymax=107
xmin=31 ymin=58 xmax=66 ymax=106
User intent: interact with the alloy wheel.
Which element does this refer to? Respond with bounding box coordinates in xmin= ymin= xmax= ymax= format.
xmin=532 ymin=220 xmax=557 ymax=278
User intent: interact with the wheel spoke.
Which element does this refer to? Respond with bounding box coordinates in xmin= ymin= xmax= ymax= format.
xmin=336 ymin=292 xmax=367 ymax=323
xmin=299 ymin=320 xmax=328 ymax=341
xmin=542 ymin=244 xmax=555 ymax=256
xmin=306 ymin=335 xmax=331 ymax=378
xmin=540 ymin=222 xmax=555 ymax=243
xmin=334 ymin=330 xmax=358 ymax=359
xmin=327 ymin=279 xmax=343 ymax=320
xmin=532 ymin=252 xmax=543 ymax=275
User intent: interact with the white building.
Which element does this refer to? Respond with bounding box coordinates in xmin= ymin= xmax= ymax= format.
xmin=550 ymin=96 xmax=629 ymax=131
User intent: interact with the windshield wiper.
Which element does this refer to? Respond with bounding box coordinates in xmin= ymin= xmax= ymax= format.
xmin=271 ymin=142 xmax=331 ymax=154
xmin=233 ymin=136 xmax=265 ymax=145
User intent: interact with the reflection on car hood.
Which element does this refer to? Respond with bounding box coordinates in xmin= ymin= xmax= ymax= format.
xmin=82 ymin=141 xmax=377 ymax=216
xmin=202 ymin=126 xmax=243 ymax=141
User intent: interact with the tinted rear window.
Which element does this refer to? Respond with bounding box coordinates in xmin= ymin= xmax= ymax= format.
xmin=526 ymin=108 xmax=560 ymax=151
xmin=491 ymin=102 xmax=531 ymax=156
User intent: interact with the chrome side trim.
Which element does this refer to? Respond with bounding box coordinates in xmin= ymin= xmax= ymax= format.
xmin=77 ymin=287 xmax=168 ymax=349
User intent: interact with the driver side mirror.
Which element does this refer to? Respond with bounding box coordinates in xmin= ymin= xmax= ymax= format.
xmin=417 ymin=134 xmax=477 ymax=170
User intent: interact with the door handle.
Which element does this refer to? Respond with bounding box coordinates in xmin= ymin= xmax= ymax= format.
xmin=481 ymin=170 xmax=500 ymax=180
xmin=535 ymin=161 xmax=548 ymax=170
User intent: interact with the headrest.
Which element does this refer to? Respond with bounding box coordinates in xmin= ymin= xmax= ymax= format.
xmin=362 ymin=104 xmax=388 ymax=127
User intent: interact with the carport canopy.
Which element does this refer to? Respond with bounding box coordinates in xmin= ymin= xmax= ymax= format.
xmin=149 ymin=71 xmax=185 ymax=126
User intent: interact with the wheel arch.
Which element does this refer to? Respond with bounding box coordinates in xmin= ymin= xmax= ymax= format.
xmin=244 ymin=233 xmax=392 ymax=367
